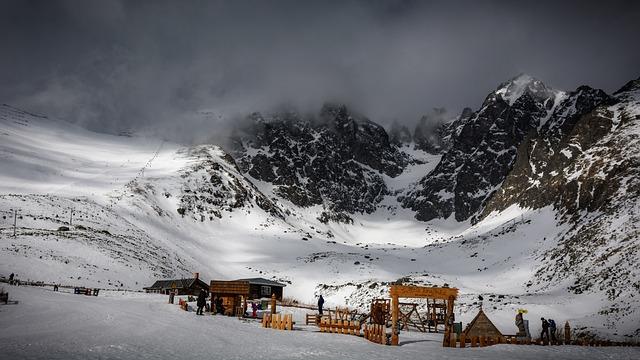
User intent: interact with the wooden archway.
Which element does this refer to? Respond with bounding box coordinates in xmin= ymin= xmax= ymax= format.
xmin=389 ymin=285 xmax=458 ymax=346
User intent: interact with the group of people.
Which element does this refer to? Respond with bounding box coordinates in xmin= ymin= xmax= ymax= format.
xmin=516 ymin=310 xmax=558 ymax=344
xmin=7 ymin=273 xmax=20 ymax=286
xmin=195 ymin=289 xmax=226 ymax=315
xmin=540 ymin=317 xmax=558 ymax=343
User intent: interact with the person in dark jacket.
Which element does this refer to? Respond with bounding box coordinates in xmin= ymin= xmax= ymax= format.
xmin=196 ymin=289 xmax=207 ymax=315
xmin=548 ymin=319 xmax=557 ymax=344
xmin=9 ymin=273 xmax=14 ymax=285
xmin=318 ymin=295 xmax=325 ymax=315
xmin=540 ymin=318 xmax=550 ymax=343
xmin=216 ymin=297 xmax=224 ymax=315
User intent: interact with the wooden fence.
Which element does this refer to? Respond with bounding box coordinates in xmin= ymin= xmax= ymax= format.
xmin=363 ymin=324 xmax=388 ymax=345
xmin=262 ymin=313 xmax=293 ymax=330
xmin=319 ymin=318 xmax=361 ymax=336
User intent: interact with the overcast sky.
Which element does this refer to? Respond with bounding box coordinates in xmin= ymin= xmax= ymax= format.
xmin=1 ymin=0 xmax=639 ymax=142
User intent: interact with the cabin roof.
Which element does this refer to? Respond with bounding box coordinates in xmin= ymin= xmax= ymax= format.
xmin=235 ymin=277 xmax=287 ymax=287
xmin=144 ymin=278 xmax=208 ymax=290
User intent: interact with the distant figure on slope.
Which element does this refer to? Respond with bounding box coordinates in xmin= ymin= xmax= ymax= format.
xmin=548 ymin=318 xmax=557 ymax=344
xmin=196 ymin=289 xmax=207 ymax=315
xmin=540 ymin=318 xmax=550 ymax=344
xmin=251 ymin=302 xmax=258 ymax=318
xmin=318 ymin=295 xmax=325 ymax=315
xmin=9 ymin=273 xmax=14 ymax=285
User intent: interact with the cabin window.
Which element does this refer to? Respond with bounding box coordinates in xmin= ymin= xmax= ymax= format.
xmin=261 ymin=286 xmax=271 ymax=296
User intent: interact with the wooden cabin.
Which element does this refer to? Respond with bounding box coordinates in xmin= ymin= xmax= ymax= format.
xmin=143 ymin=272 xmax=208 ymax=295
xmin=210 ymin=277 xmax=286 ymax=316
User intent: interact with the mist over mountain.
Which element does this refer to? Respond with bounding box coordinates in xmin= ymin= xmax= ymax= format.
xmin=1 ymin=0 xmax=639 ymax=143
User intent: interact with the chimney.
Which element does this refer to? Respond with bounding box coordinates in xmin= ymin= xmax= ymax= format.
xmin=194 ymin=272 xmax=199 ymax=280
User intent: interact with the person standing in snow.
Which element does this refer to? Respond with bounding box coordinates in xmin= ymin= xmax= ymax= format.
xmin=251 ymin=302 xmax=258 ymax=318
xmin=216 ymin=297 xmax=224 ymax=315
xmin=548 ymin=318 xmax=557 ymax=344
xmin=196 ymin=289 xmax=207 ymax=315
xmin=318 ymin=295 xmax=325 ymax=315
xmin=540 ymin=317 xmax=550 ymax=344
xmin=9 ymin=273 xmax=14 ymax=285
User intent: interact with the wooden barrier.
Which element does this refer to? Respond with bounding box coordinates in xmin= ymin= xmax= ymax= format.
xmin=363 ymin=324 xmax=387 ymax=345
xmin=262 ymin=313 xmax=293 ymax=330
xmin=319 ymin=318 xmax=361 ymax=336
xmin=306 ymin=314 xmax=318 ymax=325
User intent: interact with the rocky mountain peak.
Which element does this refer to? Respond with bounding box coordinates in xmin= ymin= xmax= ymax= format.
xmin=490 ymin=73 xmax=557 ymax=106
xmin=613 ymin=76 xmax=640 ymax=98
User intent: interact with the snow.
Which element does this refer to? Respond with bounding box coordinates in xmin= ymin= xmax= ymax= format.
xmin=1 ymin=103 xmax=638 ymax=345
xmin=1 ymin=285 xmax=638 ymax=360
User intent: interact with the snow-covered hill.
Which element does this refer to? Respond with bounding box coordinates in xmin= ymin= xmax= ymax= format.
xmin=1 ymin=75 xmax=638 ymax=341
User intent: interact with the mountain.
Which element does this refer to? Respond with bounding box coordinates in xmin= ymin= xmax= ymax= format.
xmin=231 ymin=104 xmax=408 ymax=219
xmin=480 ymin=79 xmax=640 ymax=332
xmin=1 ymin=74 xmax=639 ymax=339
xmin=400 ymin=74 xmax=570 ymax=222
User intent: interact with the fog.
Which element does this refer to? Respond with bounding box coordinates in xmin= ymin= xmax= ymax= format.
xmin=1 ymin=0 xmax=639 ymax=143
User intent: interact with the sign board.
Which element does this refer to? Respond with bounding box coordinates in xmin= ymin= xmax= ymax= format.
xmin=389 ymin=285 xmax=458 ymax=300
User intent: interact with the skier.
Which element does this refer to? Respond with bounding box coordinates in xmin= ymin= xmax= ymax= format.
xmin=548 ymin=318 xmax=557 ymax=344
xmin=318 ymin=295 xmax=325 ymax=315
xmin=540 ymin=317 xmax=550 ymax=344
xmin=196 ymin=289 xmax=207 ymax=315
xmin=9 ymin=273 xmax=14 ymax=285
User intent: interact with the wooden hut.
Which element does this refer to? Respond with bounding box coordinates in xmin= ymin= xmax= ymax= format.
xmin=210 ymin=278 xmax=286 ymax=316
xmin=143 ymin=272 xmax=208 ymax=295
xmin=463 ymin=308 xmax=504 ymax=340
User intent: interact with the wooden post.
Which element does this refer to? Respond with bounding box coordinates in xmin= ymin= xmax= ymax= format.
xmin=449 ymin=332 xmax=457 ymax=347
xmin=564 ymin=321 xmax=571 ymax=344
xmin=391 ymin=294 xmax=399 ymax=345
xmin=13 ymin=209 xmax=17 ymax=237
xmin=460 ymin=333 xmax=466 ymax=348
xmin=443 ymin=295 xmax=455 ymax=347
xmin=271 ymin=293 xmax=276 ymax=315
xmin=471 ymin=336 xmax=478 ymax=347
xmin=479 ymin=336 xmax=486 ymax=347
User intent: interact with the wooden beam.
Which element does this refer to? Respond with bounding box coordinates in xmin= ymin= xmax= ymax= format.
xmin=391 ymin=295 xmax=399 ymax=345
xmin=389 ymin=285 xmax=458 ymax=300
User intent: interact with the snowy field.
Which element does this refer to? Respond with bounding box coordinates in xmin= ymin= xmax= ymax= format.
xmin=0 ymin=286 xmax=638 ymax=360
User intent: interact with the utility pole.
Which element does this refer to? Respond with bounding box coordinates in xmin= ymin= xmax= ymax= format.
xmin=69 ymin=208 xmax=74 ymax=226
xmin=13 ymin=209 xmax=17 ymax=237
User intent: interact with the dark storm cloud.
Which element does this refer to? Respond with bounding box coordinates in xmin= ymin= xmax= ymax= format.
xmin=1 ymin=0 xmax=639 ymax=143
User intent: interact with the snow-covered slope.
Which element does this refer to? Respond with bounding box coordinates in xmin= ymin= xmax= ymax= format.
xmin=1 ymin=76 xmax=638 ymax=341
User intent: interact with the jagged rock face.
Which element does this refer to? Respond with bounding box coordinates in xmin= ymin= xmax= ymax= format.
xmin=400 ymin=75 xmax=562 ymax=222
xmin=175 ymin=145 xmax=283 ymax=221
xmin=233 ymin=104 xmax=407 ymax=214
xmin=481 ymin=80 xmax=640 ymax=330
xmin=481 ymin=86 xmax=613 ymax=215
